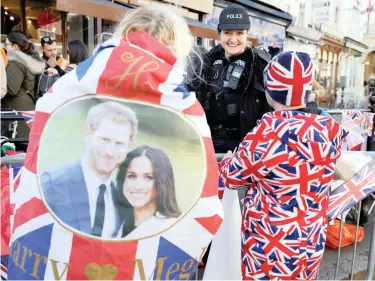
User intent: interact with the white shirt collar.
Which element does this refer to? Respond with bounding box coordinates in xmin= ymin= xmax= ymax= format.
xmin=81 ymin=155 xmax=117 ymax=237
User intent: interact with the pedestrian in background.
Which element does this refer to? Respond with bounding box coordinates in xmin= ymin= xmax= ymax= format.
xmin=66 ymin=40 xmax=89 ymax=73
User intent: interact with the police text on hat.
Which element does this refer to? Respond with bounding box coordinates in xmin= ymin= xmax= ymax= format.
xmin=218 ymin=4 xmax=250 ymax=31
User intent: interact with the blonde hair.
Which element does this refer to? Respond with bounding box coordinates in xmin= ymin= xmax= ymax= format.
xmin=111 ymin=6 xmax=194 ymax=66
xmin=86 ymin=101 xmax=138 ymax=142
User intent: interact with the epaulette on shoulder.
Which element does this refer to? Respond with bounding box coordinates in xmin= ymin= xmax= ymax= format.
xmin=253 ymin=47 xmax=271 ymax=63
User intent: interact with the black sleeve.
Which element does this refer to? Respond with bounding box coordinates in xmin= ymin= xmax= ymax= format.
xmin=253 ymin=48 xmax=273 ymax=114
xmin=54 ymin=65 xmax=65 ymax=77
xmin=185 ymin=63 xmax=207 ymax=104
xmin=253 ymin=48 xmax=271 ymax=89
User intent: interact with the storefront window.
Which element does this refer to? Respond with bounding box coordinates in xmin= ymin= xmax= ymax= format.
xmin=25 ymin=0 xmax=63 ymax=56
xmin=319 ymin=62 xmax=331 ymax=92
xmin=100 ymin=19 xmax=116 ymax=44
xmin=67 ymin=13 xmax=95 ymax=54
xmin=332 ymin=62 xmax=337 ymax=91
xmin=1 ymin=0 xmax=22 ymax=43
xmin=102 ymin=19 xmax=115 ymax=34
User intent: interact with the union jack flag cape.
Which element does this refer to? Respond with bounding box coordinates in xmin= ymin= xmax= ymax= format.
xmin=5 ymin=32 xmax=223 ymax=280
xmin=1 ymin=159 xmax=22 ymax=280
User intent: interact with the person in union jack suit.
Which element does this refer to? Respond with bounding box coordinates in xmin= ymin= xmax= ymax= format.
xmin=219 ymin=51 xmax=348 ymax=280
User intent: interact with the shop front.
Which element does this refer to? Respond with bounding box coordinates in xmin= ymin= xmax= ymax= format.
xmin=1 ymin=0 xmax=103 ymax=55
xmin=1 ymin=0 xmax=64 ymax=53
xmin=1 ymin=0 xmax=217 ymax=57
xmin=315 ymin=24 xmax=345 ymax=107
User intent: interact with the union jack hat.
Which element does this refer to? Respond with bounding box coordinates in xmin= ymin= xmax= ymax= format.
xmin=264 ymin=51 xmax=314 ymax=107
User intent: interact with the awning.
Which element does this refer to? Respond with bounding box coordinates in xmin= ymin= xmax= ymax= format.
xmin=287 ymin=25 xmax=324 ymax=45
xmin=56 ymin=0 xmax=220 ymax=40
xmin=57 ymin=0 xmax=131 ymax=22
xmin=344 ymin=37 xmax=368 ymax=54
xmin=322 ymin=34 xmax=345 ymax=49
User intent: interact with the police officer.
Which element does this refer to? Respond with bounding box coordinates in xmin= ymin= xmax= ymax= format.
xmin=187 ymin=4 xmax=271 ymax=153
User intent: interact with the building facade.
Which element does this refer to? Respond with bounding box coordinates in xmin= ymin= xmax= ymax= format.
xmin=1 ymin=0 xmax=293 ymax=58
xmin=281 ymin=0 xmax=323 ymax=60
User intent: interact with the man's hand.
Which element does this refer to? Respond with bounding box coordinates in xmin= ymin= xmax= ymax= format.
xmin=47 ymin=57 xmax=57 ymax=68
xmin=46 ymin=68 xmax=58 ymax=76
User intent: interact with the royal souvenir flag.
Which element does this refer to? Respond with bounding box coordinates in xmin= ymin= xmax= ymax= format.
xmin=341 ymin=110 xmax=374 ymax=151
xmin=7 ymin=32 xmax=223 ymax=280
xmin=20 ymin=111 xmax=35 ymax=130
xmin=328 ymin=151 xmax=375 ymax=221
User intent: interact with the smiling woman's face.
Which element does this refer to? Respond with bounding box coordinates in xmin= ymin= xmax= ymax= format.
xmin=123 ymin=155 xmax=157 ymax=209
xmin=219 ymin=29 xmax=247 ymax=57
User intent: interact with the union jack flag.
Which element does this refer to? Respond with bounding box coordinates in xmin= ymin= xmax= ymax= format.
xmin=265 ymin=51 xmax=313 ymax=107
xmin=1 ymin=261 xmax=7 ymax=281
xmin=341 ymin=110 xmax=366 ymax=151
xmin=363 ymin=112 xmax=375 ymax=137
xmin=343 ymin=110 xmax=363 ymax=121
xmin=328 ymin=158 xmax=375 ymax=221
xmin=1 ymin=160 xmax=22 ymax=281
xmin=6 ymin=32 xmax=223 ymax=280
xmin=218 ymin=163 xmax=225 ymax=199
xmin=19 ymin=111 xmax=35 ymax=130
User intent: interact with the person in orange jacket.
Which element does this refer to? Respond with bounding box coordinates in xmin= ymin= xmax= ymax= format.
xmin=1 ymin=48 xmax=8 ymax=66
xmin=40 ymin=36 xmax=69 ymax=77
xmin=1 ymin=47 xmax=7 ymax=99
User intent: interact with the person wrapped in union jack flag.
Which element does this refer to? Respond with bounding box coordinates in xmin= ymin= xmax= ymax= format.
xmin=219 ymin=51 xmax=348 ymax=280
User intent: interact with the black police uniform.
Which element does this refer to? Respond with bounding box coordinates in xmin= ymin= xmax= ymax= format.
xmin=199 ymin=45 xmax=270 ymax=153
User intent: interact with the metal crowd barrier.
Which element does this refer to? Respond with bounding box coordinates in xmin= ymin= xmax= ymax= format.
xmin=1 ymin=153 xmax=26 ymax=165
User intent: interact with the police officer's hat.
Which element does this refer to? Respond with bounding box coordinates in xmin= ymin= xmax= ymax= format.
xmin=218 ymin=4 xmax=250 ymax=31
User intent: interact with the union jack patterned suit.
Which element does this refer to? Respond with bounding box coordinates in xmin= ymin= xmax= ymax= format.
xmin=220 ymin=110 xmax=348 ymax=280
